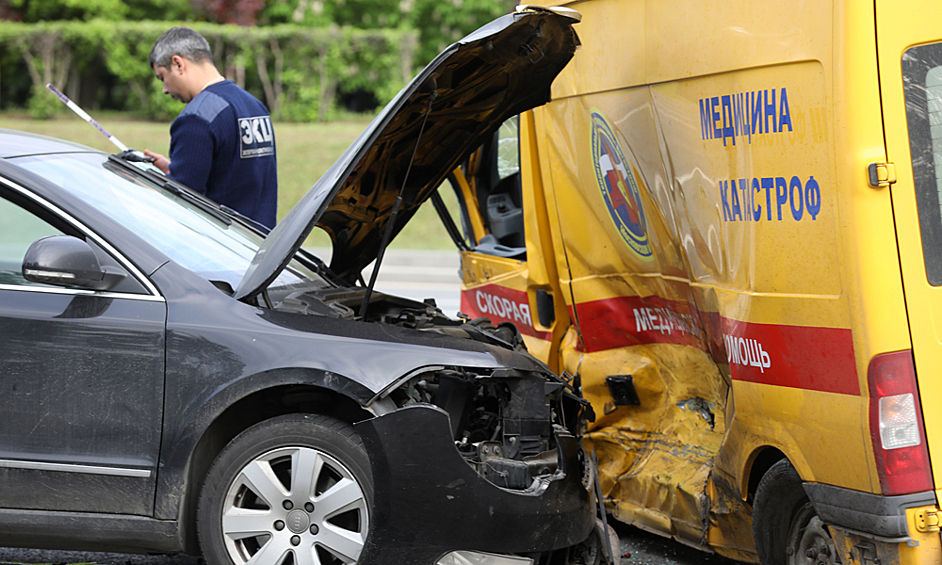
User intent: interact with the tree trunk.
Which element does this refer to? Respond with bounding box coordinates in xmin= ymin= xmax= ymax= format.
xmin=235 ymin=55 xmax=245 ymax=89
xmin=20 ymin=32 xmax=72 ymax=93
xmin=255 ymin=52 xmax=276 ymax=115
xmin=316 ymin=40 xmax=333 ymax=122
xmin=271 ymin=38 xmax=283 ymax=114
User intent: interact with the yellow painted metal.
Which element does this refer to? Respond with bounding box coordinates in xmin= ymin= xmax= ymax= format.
xmin=516 ymin=0 xmax=882 ymax=554
xmin=452 ymin=0 xmax=942 ymax=561
xmin=721 ymin=381 xmax=872 ymax=490
xmin=530 ymin=0 xmax=879 ymax=508
xmin=460 ymin=251 xmax=525 ymax=289
xmin=875 ymin=0 xmax=942 ymax=495
xmin=830 ymin=506 xmax=942 ymax=565
xmin=458 ymin=251 xmax=554 ymax=358
xmin=896 ymin=507 xmax=942 ymax=565
xmin=450 ymin=167 xmax=486 ymax=243
xmin=581 ymin=344 xmax=728 ymax=550
xmin=827 ymin=0 xmax=912 ymax=437
xmin=518 ymin=110 xmax=573 ymax=373
xmin=914 ymin=508 xmax=940 ymax=534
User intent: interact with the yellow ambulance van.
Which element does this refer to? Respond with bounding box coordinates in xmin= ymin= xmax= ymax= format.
xmin=427 ymin=1 xmax=942 ymax=563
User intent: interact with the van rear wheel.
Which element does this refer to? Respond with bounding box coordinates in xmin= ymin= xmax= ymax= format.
xmin=753 ymin=459 xmax=839 ymax=565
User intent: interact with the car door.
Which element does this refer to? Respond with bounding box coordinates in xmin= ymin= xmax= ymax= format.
xmin=0 ymin=182 xmax=166 ymax=515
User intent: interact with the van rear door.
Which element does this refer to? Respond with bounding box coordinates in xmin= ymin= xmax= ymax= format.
xmin=876 ymin=0 xmax=942 ymax=492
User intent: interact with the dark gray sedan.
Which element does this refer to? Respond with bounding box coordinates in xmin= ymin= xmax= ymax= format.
xmin=0 ymin=7 xmax=603 ymax=565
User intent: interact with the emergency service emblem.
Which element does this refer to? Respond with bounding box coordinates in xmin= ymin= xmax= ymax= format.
xmin=590 ymin=110 xmax=652 ymax=260
xmin=239 ymin=115 xmax=275 ymax=159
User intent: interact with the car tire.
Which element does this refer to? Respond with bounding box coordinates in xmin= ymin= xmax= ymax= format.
xmin=752 ymin=459 xmax=838 ymax=565
xmin=197 ymin=414 xmax=373 ymax=565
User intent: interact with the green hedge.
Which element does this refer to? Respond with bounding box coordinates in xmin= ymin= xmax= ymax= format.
xmin=0 ymin=20 xmax=417 ymax=121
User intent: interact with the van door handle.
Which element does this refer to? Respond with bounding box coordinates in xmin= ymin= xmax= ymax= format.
xmin=535 ymin=289 xmax=555 ymax=327
xmin=868 ymin=162 xmax=896 ymax=188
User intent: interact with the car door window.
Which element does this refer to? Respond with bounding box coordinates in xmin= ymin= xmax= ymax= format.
xmin=0 ymin=187 xmax=150 ymax=295
xmin=0 ymin=195 xmax=63 ymax=287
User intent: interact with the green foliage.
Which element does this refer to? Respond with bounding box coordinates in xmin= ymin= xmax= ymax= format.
xmin=410 ymin=0 xmax=516 ymax=64
xmin=3 ymin=0 xmax=201 ymax=22
xmin=5 ymin=0 xmax=129 ymax=21
xmin=320 ymin=0 xmax=406 ymax=29
xmin=27 ymin=84 xmax=62 ymax=118
xmin=123 ymin=0 xmax=193 ymax=21
xmin=0 ymin=20 xmax=416 ymax=121
xmin=0 ymin=0 xmax=515 ymax=120
xmin=256 ymin=0 xmax=516 ymax=68
xmin=278 ymin=74 xmax=322 ymax=122
xmin=261 ymin=0 xmax=405 ymax=28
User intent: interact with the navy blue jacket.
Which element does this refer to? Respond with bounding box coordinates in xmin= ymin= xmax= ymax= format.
xmin=168 ymin=80 xmax=277 ymax=229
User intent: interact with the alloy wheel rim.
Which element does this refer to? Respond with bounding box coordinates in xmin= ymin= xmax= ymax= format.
xmin=221 ymin=446 xmax=369 ymax=565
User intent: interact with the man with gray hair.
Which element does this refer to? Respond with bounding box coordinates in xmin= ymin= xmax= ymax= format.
xmin=144 ymin=27 xmax=277 ymax=229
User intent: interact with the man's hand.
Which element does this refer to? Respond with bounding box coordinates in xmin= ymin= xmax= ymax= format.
xmin=144 ymin=150 xmax=170 ymax=174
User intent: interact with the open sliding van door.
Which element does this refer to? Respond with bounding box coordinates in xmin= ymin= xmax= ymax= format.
xmin=446 ymin=112 xmax=573 ymax=373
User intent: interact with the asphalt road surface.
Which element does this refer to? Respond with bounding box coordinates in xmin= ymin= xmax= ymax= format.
xmin=613 ymin=522 xmax=742 ymax=564
xmin=309 ymin=247 xmax=463 ymax=316
xmin=0 ymin=522 xmax=743 ymax=565
xmin=0 ymin=250 xmax=746 ymax=565
xmin=353 ymin=248 xmax=463 ymax=317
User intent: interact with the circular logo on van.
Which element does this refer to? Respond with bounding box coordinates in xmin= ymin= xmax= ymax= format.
xmin=590 ymin=110 xmax=652 ymax=260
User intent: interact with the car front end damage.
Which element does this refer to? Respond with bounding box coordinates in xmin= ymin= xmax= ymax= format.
xmin=357 ymin=361 xmax=595 ymax=564
xmin=266 ymin=279 xmax=599 ymax=563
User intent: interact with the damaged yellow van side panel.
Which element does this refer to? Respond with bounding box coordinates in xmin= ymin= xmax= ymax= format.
xmin=455 ymin=0 xmax=942 ymax=563
xmin=521 ymin=1 xmax=871 ymax=556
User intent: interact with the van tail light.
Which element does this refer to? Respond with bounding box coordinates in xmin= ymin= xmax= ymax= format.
xmin=868 ymin=350 xmax=933 ymax=495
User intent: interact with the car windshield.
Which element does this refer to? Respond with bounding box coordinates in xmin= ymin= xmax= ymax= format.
xmin=10 ymin=151 xmax=318 ymax=290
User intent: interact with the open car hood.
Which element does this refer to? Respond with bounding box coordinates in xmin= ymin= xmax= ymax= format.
xmin=234 ymin=7 xmax=580 ymax=301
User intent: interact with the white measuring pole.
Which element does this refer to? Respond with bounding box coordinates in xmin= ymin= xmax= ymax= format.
xmin=46 ymin=83 xmax=129 ymax=152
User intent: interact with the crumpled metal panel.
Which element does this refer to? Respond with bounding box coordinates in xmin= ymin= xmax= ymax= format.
xmin=575 ymin=344 xmax=730 ymax=549
xmin=354 ymin=404 xmax=594 ymax=562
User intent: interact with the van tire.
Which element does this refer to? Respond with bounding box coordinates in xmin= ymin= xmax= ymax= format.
xmin=753 ymin=459 xmax=837 ymax=565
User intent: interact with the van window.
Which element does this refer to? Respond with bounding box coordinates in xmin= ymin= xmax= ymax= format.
xmin=496 ymin=115 xmax=520 ymax=180
xmin=477 ymin=115 xmax=525 ymax=255
xmin=903 ymin=41 xmax=942 ymax=284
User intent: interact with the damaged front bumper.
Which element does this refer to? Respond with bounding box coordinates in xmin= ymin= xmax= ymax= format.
xmin=354 ymin=404 xmax=594 ymax=564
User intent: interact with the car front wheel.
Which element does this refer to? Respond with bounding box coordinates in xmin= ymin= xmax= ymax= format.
xmin=198 ymin=414 xmax=373 ymax=565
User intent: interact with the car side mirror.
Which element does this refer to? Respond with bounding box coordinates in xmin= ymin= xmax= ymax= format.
xmin=22 ymin=235 xmax=125 ymax=291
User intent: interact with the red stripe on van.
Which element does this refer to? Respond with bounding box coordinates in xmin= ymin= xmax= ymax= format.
xmin=570 ymin=295 xmax=708 ymax=351
xmin=459 ymin=285 xmax=551 ymax=340
xmin=721 ymin=318 xmax=859 ymax=395
xmin=570 ymin=295 xmax=859 ymax=396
